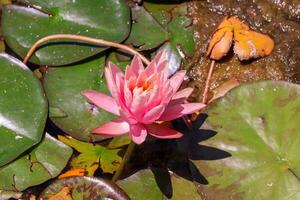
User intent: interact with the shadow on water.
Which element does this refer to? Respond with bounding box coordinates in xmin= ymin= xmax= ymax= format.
xmin=122 ymin=113 xmax=231 ymax=198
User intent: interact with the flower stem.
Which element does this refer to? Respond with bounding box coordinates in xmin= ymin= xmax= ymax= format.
xmin=22 ymin=34 xmax=150 ymax=65
xmin=202 ymin=60 xmax=216 ymax=104
xmin=112 ymin=141 xmax=135 ymax=182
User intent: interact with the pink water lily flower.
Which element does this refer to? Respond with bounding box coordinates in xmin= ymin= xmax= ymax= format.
xmin=82 ymin=52 xmax=206 ymax=144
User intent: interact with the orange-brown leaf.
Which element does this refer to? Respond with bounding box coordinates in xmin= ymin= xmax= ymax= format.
xmin=48 ymin=186 xmax=73 ymax=200
xmin=207 ymin=16 xmax=274 ymax=61
xmin=209 ymin=78 xmax=240 ymax=103
xmin=228 ymin=16 xmax=249 ymax=31
xmin=207 ymin=16 xmax=234 ymax=60
xmin=208 ymin=30 xmax=233 ymax=60
xmin=58 ymin=168 xmax=86 ymax=179
xmin=234 ymin=30 xmax=275 ymax=60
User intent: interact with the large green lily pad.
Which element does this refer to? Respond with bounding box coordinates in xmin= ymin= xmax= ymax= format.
xmin=43 ymin=56 xmax=115 ymax=141
xmin=0 ymin=53 xmax=47 ymax=167
xmin=41 ymin=176 xmax=129 ymax=200
xmin=194 ymin=81 xmax=300 ymax=200
xmin=0 ymin=133 xmax=72 ymax=192
xmin=117 ymin=168 xmax=202 ymax=200
xmin=2 ymin=0 xmax=130 ymax=66
xmin=118 ymin=169 xmax=163 ymax=200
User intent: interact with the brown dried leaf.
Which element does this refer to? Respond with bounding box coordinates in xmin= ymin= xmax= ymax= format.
xmin=234 ymin=30 xmax=275 ymax=60
xmin=209 ymin=78 xmax=240 ymax=103
xmin=207 ymin=16 xmax=274 ymax=60
xmin=207 ymin=17 xmax=233 ymax=60
xmin=48 ymin=186 xmax=73 ymax=200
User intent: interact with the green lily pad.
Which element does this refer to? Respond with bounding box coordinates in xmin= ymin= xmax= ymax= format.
xmin=170 ymin=174 xmax=202 ymax=200
xmin=118 ymin=168 xmax=202 ymax=200
xmin=125 ymin=5 xmax=169 ymax=51
xmin=194 ymin=81 xmax=300 ymax=200
xmin=164 ymin=12 xmax=195 ymax=73
xmin=2 ymin=0 xmax=130 ymax=66
xmin=148 ymin=3 xmax=195 ymax=74
xmin=143 ymin=2 xmax=175 ymax=27
xmin=41 ymin=176 xmax=130 ymax=200
xmin=167 ymin=15 xmax=195 ymax=56
xmin=0 ymin=53 xmax=47 ymax=167
xmin=0 ymin=133 xmax=73 ymax=192
xmin=106 ymin=52 xmax=130 ymax=71
xmin=118 ymin=169 xmax=163 ymax=200
xmin=43 ymin=56 xmax=115 ymax=141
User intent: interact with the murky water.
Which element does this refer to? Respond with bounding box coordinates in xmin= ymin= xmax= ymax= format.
xmin=187 ymin=0 xmax=300 ymax=101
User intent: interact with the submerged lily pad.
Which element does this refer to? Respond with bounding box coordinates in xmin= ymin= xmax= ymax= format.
xmin=0 ymin=133 xmax=72 ymax=192
xmin=43 ymin=57 xmax=115 ymax=141
xmin=0 ymin=53 xmax=47 ymax=167
xmin=41 ymin=176 xmax=130 ymax=200
xmin=194 ymin=81 xmax=300 ymax=200
xmin=2 ymin=0 xmax=130 ymax=66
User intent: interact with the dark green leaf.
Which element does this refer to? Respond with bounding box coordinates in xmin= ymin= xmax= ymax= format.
xmin=0 ymin=133 xmax=72 ymax=192
xmin=126 ymin=5 xmax=169 ymax=51
xmin=0 ymin=53 xmax=47 ymax=167
xmin=43 ymin=57 xmax=114 ymax=141
xmin=2 ymin=0 xmax=130 ymax=66
xmin=143 ymin=2 xmax=175 ymax=27
xmin=106 ymin=52 xmax=130 ymax=71
xmin=164 ymin=10 xmax=195 ymax=73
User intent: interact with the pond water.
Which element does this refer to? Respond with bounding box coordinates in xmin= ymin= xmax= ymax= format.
xmin=187 ymin=0 xmax=300 ymax=101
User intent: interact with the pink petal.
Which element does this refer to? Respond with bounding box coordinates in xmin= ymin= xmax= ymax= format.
xmin=142 ymin=105 xmax=165 ymax=124
xmin=130 ymin=88 xmax=150 ymax=119
xmin=144 ymin=51 xmax=166 ymax=76
xmin=125 ymin=55 xmax=144 ymax=80
xmin=169 ymin=70 xmax=186 ymax=94
xmin=120 ymin=110 xmax=137 ymax=125
xmin=81 ymin=90 xmax=120 ymax=115
xmin=159 ymin=103 xmax=206 ymax=121
xmin=105 ymin=62 xmax=123 ymax=99
xmin=130 ymin=123 xmax=148 ymax=144
xmin=146 ymin=85 xmax=161 ymax=110
xmin=166 ymin=88 xmax=194 ymax=108
xmin=136 ymin=71 xmax=147 ymax=88
xmin=146 ymin=123 xmax=183 ymax=139
xmin=107 ymin=62 xmax=123 ymax=83
xmin=154 ymin=50 xmax=166 ymax=66
xmin=172 ymin=88 xmax=193 ymax=100
xmin=160 ymin=81 xmax=174 ymax=105
xmin=92 ymin=117 xmax=129 ymax=136
xmin=124 ymin=82 xmax=133 ymax=108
